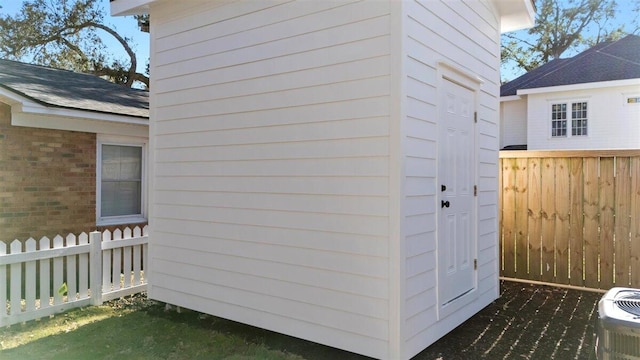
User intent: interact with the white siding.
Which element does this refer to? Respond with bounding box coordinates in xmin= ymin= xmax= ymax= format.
xmin=146 ymin=0 xmax=509 ymax=358
xmin=500 ymin=97 xmax=527 ymax=148
xmin=149 ymin=1 xmax=392 ymax=358
xmin=402 ymin=0 xmax=501 ymax=357
xmin=527 ymin=84 xmax=640 ymax=150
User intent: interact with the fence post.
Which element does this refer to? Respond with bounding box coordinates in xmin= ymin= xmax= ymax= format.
xmin=90 ymin=231 xmax=102 ymax=306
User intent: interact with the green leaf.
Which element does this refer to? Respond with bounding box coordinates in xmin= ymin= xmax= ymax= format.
xmin=58 ymin=282 xmax=68 ymax=296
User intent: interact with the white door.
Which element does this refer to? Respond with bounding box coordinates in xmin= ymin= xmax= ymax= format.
xmin=438 ymin=77 xmax=476 ymax=312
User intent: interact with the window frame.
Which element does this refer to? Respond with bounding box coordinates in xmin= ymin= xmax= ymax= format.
xmin=549 ymin=100 xmax=589 ymax=139
xmin=96 ymin=135 xmax=148 ymax=226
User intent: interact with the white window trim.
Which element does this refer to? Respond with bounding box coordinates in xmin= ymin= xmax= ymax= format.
xmin=97 ymin=134 xmax=148 ymax=226
xmin=548 ymin=99 xmax=589 ymax=139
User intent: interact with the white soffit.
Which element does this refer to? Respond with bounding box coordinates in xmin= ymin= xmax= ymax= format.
xmin=493 ymin=0 xmax=536 ymax=33
xmin=110 ymin=0 xmax=155 ymax=16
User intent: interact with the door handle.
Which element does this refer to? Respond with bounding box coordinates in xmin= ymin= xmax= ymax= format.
xmin=441 ymin=200 xmax=450 ymax=208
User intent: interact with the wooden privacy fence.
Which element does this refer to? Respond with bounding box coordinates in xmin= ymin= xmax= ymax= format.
xmin=499 ymin=150 xmax=640 ymax=291
xmin=0 ymin=226 xmax=148 ymax=327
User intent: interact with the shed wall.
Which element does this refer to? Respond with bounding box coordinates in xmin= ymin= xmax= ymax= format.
xmin=149 ymin=1 xmax=393 ymax=357
xmin=402 ymin=0 xmax=501 ymax=357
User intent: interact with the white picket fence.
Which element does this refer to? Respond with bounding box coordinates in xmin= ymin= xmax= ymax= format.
xmin=0 ymin=226 xmax=148 ymax=327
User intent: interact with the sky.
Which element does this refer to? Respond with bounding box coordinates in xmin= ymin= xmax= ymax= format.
xmin=0 ymin=0 xmax=150 ymax=75
xmin=0 ymin=0 xmax=637 ymax=83
xmin=501 ymin=0 xmax=639 ymax=81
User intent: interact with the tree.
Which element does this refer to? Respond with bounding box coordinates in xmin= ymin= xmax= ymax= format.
xmin=0 ymin=0 xmax=148 ymax=88
xmin=501 ymin=0 xmax=635 ymax=79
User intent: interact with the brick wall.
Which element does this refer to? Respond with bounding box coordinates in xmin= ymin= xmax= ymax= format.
xmin=0 ymin=103 xmax=97 ymax=241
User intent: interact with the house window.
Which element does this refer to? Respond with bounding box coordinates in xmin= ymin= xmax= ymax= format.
xmin=551 ymin=103 xmax=567 ymax=137
xmin=551 ymin=101 xmax=587 ymax=138
xmin=97 ymin=136 xmax=146 ymax=225
xmin=571 ymin=102 xmax=587 ymax=136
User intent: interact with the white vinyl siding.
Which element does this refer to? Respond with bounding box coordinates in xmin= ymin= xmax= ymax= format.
xmin=403 ymin=0 xmax=500 ymax=357
xmin=150 ymin=1 xmax=392 ymax=358
xmin=500 ymin=98 xmax=527 ymax=148
xmin=145 ymin=0 xmax=511 ymax=358
xmin=527 ymin=85 xmax=640 ymax=150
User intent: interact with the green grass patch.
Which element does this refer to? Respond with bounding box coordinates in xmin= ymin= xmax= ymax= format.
xmin=0 ymin=294 xmax=330 ymax=360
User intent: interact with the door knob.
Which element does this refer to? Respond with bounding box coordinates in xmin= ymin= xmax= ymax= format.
xmin=441 ymin=200 xmax=450 ymax=208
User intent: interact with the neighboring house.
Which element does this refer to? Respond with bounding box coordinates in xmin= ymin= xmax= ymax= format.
xmin=500 ymin=34 xmax=640 ymax=150
xmin=111 ymin=1 xmax=534 ymax=359
xmin=0 ymin=59 xmax=149 ymax=241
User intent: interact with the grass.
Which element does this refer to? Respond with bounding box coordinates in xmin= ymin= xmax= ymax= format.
xmin=0 ymin=294 xmax=317 ymax=360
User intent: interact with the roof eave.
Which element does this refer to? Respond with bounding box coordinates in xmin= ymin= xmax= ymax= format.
xmin=1 ymin=86 xmax=148 ymax=135
xmin=110 ymin=0 xmax=155 ymax=16
xmin=500 ymin=95 xmax=523 ymax=102
xmin=492 ymin=0 xmax=536 ymax=33
xmin=517 ymin=78 xmax=640 ymax=95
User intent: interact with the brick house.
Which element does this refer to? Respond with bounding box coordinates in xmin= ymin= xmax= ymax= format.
xmin=0 ymin=59 xmax=148 ymax=241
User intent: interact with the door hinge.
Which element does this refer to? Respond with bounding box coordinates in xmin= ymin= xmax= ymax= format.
xmin=474 ymin=185 xmax=477 ymax=196
xmin=474 ymin=112 xmax=477 ymax=123
xmin=474 ymin=259 xmax=478 ymax=270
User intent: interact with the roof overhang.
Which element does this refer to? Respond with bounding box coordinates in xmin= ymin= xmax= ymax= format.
xmin=492 ymin=0 xmax=536 ymax=33
xmin=0 ymin=86 xmax=148 ymax=137
xmin=110 ymin=0 xmax=155 ymax=16
xmin=500 ymin=95 xmax=523 ymax=102
xmin=517 ymin=78 xmax=640 ymax=95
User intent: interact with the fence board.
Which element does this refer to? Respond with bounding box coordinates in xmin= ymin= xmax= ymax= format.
xmin=514 ymin=158 xmax=529 ymax=277
xmin=540 ymin=158 xmax=556 ymax=282
xmin=502 ymin=158 xmax=517 ymax=277
xmin=0 ymin=242 xmax=6 ymax=322
xmin=102 ymin=231 xmax=112 ymax=293
xmin=500 ymin=151 xmax=640 ymax=291
xmin=10 ymin=241 xmax=21 ymax=316
xmin=599 ymin=158 xmax=615 ymax=289
xmin=66 ymin=234 xmax=78 ymax=300
xmin=582 ymin=158 xmax=600 ymax=289
xmin=569 ymin=159 xmax=584 ymax=286
xmin=554 ymin=158 xmax=571 ymax=284
xmin=25 ymin=239 xmax=36 ymax=312
xmin=527 ymin=158 xmax=542 ymax=280
xmin=53 ymin=236 xmax=64 ymax=305
xmin=614 ymin=157 xmax=631 ymax=286
xmin=79 ymin=233 xmax=89 ymax=298
xmin=631 ymin=157 xmax=640 ymax=287
xmin=39 ymin=237 xmax=51 ymax=310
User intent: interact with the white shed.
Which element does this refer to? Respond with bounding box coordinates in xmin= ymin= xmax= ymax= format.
xmin=112 ymin=1 xmax=534 ymax=358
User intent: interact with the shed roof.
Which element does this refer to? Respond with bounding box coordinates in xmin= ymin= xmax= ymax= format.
xmin=501 ymin=34 xmax=640 ymax=97
xmin=0 ymin=58 xmax=148 ymax=118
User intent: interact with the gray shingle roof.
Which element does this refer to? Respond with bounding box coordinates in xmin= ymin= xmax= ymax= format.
xmin=0 ymin=59 xmax=148 ymax=118
xmin=501 ymin=34 xmax=640 ymax=97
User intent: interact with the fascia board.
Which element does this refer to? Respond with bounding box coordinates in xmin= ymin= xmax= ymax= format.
xmin=19 ymin=103 xmax=148 ymax=126
xmin=517 ymin=78 xmax=640 ymax=95
xmin=110 ymin=0 xmax=154 ymax=16
xmin=12 ymin=111 xmax=148 ymax=138
xmin=500 ymin=95 xmax=523 ymax=102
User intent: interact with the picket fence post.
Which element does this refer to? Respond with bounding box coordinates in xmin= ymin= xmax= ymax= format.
xmin=89 ymin=231 xmax=103 ymax=306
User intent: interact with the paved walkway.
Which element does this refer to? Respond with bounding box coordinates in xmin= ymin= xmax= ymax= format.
xmin=413 ymin=280 xmax=601 ymax=359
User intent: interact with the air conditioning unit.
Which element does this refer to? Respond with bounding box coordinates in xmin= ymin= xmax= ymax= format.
xmin=596 ymin=287 xmax=640 ymax=359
